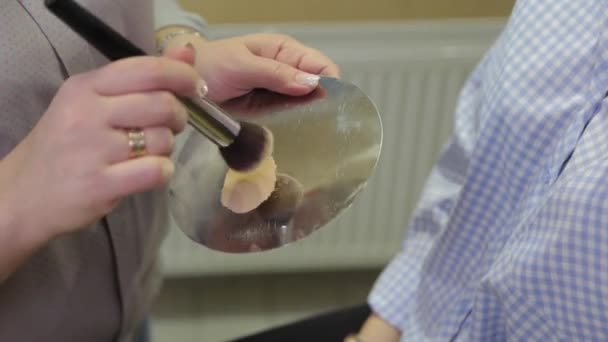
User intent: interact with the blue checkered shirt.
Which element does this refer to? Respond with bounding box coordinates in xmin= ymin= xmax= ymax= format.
xmin=369 ymin=1 xmax=608 ymax=340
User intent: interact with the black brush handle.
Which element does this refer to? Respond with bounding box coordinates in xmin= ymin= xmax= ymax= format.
xmin=44 ymin=0 xmax=240 ymax=147
xmin=45 ymin=0 xmax=146 ymax=60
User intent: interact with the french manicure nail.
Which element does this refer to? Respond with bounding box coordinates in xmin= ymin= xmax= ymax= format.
xmin=184 ymin=42 xmax=197 ymax=60
xmin=197 ymin=79 xmax=208 ymax=98
xmin=295 ymin=73 xmax=320 ymax=87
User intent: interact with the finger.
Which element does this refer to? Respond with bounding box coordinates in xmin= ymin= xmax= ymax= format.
xmin=295 ymin=50 xmax=340 ymax=77
xmin=101 ymin=156 xmax=174 ymax=200
xmin=240 ymin=56 xmax=321 ymax=96
xmin=275 ymin=45 xmax=340 ymax=77
xmin=105 ymin=91 xmax=188 ymax=133
xmin=92 ymin=56 xmax=200 ymax=97
xmin=163 ymin=43 xmax=197 ymax=66
xmin=105 ymin=127 xmax=175 ymax=163
xmin=243 ymin=34 xmax=340 ymax=77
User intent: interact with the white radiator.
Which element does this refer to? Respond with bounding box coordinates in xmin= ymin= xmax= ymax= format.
xmin=159 ymin=19 xmax=505 ymax=277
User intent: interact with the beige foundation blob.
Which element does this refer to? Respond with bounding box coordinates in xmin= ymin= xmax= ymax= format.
xmin=221 ymin=156 xmax=277 ymax=214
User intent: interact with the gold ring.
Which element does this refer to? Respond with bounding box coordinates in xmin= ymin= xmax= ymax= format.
xmin=127 ymin=128 xmax=147 ymax=158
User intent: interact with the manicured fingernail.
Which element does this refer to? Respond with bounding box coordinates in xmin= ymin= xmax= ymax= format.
xmin=161 ymin=161 xmax=175 ymax=179
xmin=295 ymin=73 xmax=320 ymax=87
xmin=197 ymin=79 xmax=208 ymax=98
xmin=184 ymin=42 xmax=195 ymax=52
xmin=184 ymin=42 xmax=197 ymax=60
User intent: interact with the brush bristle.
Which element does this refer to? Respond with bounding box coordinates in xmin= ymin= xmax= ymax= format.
xmin=220 ymin=122 xmax=273 ymax=172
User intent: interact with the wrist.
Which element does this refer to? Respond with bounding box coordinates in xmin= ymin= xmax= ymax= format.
xmin=155 ymin=25 xmax=208 ymax=55
xmin=0 ymin=179 xmax=52 ymax=251
xmin=0 ymin=197 xmax=43 ymax=246
xmin=0 ymin=148 xmax=54 ymax=250
xmin=0 ymin=184 xmax=54 ymax=282
xmin=0 ymin=178 xmax=51 ymax=282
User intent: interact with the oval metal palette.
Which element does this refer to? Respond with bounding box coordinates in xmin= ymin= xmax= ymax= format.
xmin=169 ymin=77 xmax=383 ymax=253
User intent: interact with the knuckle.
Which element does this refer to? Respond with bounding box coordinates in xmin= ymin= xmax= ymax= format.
xmin=178 ymin=69 xmax=199 ymax=96
xmin=165 ymin=130 xmax=175 ymax=152
xmin=175 ymin=106 xmax=188 ymax=130
xmin=272 ymin=34 xmax=294 ymax=50
xmin=152 ymin=129 xmax=174 ymax=155
xmin=142 ymin=58 xmax=168 ymax=84
xmin=150 ymin=91 xmax=177 ymax=125
xmin=272 ymin=62 xmax=285 ymax=75
xmin=157 ymin=92 xmax=179 ymax=121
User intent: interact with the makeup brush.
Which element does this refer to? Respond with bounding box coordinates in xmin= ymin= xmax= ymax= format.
xmin=45 ymin=0 xmax=272 ymax=172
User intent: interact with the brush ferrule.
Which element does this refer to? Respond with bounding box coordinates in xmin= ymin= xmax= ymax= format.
xmin=180 ymin=96 xmax=241 ymax=147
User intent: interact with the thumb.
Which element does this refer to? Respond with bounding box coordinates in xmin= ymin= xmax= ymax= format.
xmin=243 ymin=56 xmax=321 ymax=96
xmin=163 ymin=43 xmax=196 ymax=66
